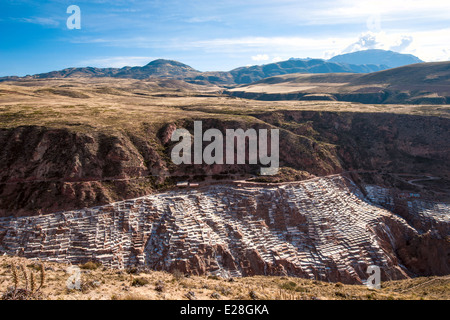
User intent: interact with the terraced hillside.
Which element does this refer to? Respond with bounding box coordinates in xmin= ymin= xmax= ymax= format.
xmin=0 ymin=175 xmax=448 ymax=284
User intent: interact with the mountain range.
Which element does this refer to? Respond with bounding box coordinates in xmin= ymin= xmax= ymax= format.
xmin=1 ymin=50 xmax=424 ymax=86
xmin=227 ymin=61 xmax=450 ymax=104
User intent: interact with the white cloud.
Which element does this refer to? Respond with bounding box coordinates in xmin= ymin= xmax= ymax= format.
xmin=339 ymin=29 xmax=450 ymax=62
xmin=187 ymin=37 xmax=345 ymax=55
xmin=402 ymin=28 xmax=450 ymax=61
xmin=390 ymin=36 xmax=414 ymax=52
xmin=17 ymin=17 xmax=59 ymax=27
xmin=251 ymin=54 xmax=270 ymax=61
xmin=272 ymin=56 xmax=283 ymax=63
xmin=343 ymin=32 xmax=380 ymax=53
xmin=78 ymin=56 xmax=158 ymax=68
xmin=298 ymin=0 xmax=450 ymax=25
xmin=323 ymin=50 xmax=340 ymax=60
xmin=186 ymin=16 xmax=222 ymax=23
xmin=342 ymin=31 xmax=418 ymax=54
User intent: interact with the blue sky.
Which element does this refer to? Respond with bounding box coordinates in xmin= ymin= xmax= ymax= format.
xmin=1 ymin=0 xmax=450 ymax=76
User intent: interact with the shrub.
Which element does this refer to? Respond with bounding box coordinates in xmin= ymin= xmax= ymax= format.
xmin=131 ymin=277 xmax=149 ymax=287
xmin=215 ymin=285 xmax=231 ymax=296
xmin=155 ymin=280 xmax=165 ymax=292
xmin=280 ymin=281 xmax=297 ymax=291
xmin=366 ymin=292 xmax=377 ymax=300
xmin=2 ymin=263 xmax=45 ymax=300
xmin=126 ymin=267 xmax=139 ymax=274
xmin=172 ymin=269 xmax=184 ymax=281
xmin=185 ymin=291 xmax=197 ymax=300
xmin=249 ymin=290 xmax=259 ymax=300
xmin=80 ymin=261 xmax=102 ymax=270
xmin=334 ymin=291 xmax=348 ymax=298
xmin=210 ymin=292 xmax=221 ymax=299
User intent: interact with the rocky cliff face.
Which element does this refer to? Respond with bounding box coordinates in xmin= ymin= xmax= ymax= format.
xmin=0 ymin=126 xmax=168 ymax=217
xmin=254 ymin=111 xmax=450 ymax=180
xmin=227 ymin=90 xmax=450 ymax=105
xmin=0 ymin=176 xmax=447 ymax=283
xmin=1 ymin=111 xmax=449 ymax=216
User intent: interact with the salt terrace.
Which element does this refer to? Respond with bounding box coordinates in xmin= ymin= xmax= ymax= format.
xmin=0 ymin=175 xmax=447 ymax=284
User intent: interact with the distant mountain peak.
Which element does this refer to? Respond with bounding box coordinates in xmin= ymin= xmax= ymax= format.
xmin=328 ymin=49 xmax=423 ymax=68
xmin=145 ymin=59 xmax=197 ymax=70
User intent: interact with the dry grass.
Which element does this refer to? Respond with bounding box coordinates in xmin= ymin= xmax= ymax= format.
xmin=1 ymin=256 xmax=448 ymax=300
xmin=1 ymin=78 xmax=449 ymax=135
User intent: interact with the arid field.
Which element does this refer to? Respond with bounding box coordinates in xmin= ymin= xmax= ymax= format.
xmin=1 ymin=256 xmax=449 ymax=300
xmin=1 ymin=78 xmax=449 ymax=132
